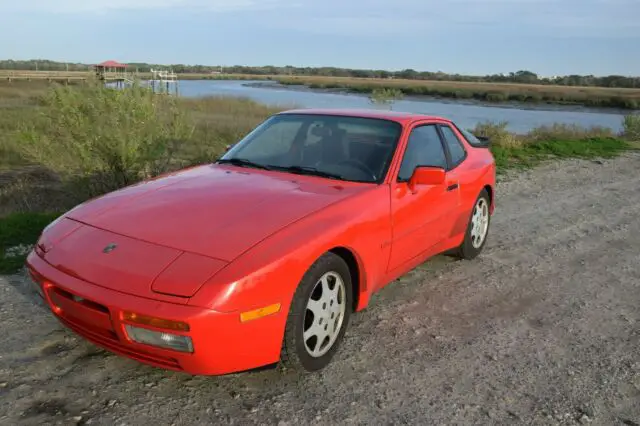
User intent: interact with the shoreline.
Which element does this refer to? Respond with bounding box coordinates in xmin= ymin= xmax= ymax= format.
xmin=241 ymin=81 xmax=631 ymax=116
xmin=2 ymin=70 xmax=638 ymax=112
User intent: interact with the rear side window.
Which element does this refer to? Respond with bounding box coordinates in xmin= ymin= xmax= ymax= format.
xmin=397 ymin=124 xmax=447 ymax=181
xmin=457 ymin=127 xmax=486 ymax=147
xmin=439 ymin=125 xmax=467 ymax=167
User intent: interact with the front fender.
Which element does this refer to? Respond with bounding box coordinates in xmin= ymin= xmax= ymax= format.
xmin=188 ymin=185 xmax=392 ymax=314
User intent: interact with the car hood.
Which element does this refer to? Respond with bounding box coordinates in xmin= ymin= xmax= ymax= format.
xmin=64 ymin=164 xmax=367 ymax=262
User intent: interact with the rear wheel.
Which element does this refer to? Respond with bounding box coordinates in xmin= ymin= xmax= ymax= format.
xmin=281 ymin=252 xmax=352 ymax=373
xmin=453 ymin=189 xmax=491 ymax=260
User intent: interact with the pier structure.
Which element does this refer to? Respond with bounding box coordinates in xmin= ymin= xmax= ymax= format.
xmin=94 ymin=60 xmax=133 ymax=88
xmin=149 ymin=68 xmax=179 ymax=95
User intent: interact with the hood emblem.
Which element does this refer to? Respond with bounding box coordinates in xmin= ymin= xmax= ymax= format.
xmin=102 ymin=243 xmax=117 ymax=254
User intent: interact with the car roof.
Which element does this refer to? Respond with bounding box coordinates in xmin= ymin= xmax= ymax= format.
xmin=277 ymin=108 xmax=451 ymax=124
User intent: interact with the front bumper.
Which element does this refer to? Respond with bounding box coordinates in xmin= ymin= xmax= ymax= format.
xmin=25 ymin=251 xmax=285 ymax=376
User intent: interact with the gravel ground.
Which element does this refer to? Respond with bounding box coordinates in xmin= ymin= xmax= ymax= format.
xmin=1 ymin=153 xmax=639 ymax=426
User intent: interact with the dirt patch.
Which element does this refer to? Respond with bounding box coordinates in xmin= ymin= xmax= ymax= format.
xmin=1 ymin=153 xmax=639 ymax=425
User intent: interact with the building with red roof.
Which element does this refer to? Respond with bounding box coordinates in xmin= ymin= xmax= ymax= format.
xmin=95 ymin=60 xmax=127 ymax=69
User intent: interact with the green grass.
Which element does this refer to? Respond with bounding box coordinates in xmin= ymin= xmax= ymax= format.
xmin=490 ymin=137 xmax=631 ymax=170
xmin=0 ymin=212 xmax=60 ymax=273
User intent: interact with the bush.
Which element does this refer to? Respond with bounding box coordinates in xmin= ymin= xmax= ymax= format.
xmin=18 ymin=82 xmax=194 ymax=199
xmin=622 ymin=114 xmax=640 ymax=141
xmin=471 ymin=121 xmax=522 ymax=148
xmin=368 ymin=88 xmax=404 ymax=109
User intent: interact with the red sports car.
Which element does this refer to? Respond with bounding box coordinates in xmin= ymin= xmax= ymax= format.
xmin=26 ymin=109 xmax=496 ymax=375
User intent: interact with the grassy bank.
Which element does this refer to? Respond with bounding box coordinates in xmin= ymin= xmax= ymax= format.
xmin=275 ymin=76 xmax=640 ymax=110
xmin=0 ymin=81 xmax=638 ymax=273
xmin=3 ymin=70 xmax=640 ymax=109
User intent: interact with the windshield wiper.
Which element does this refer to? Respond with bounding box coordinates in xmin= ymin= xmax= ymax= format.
xmin=217 ymin=158 xmax=272 ymax=170
xmin=274 ymin=165 xmax=348 ymax=181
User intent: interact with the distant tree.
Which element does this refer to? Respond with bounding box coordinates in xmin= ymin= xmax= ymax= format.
xmin=0 ymin=59 xmax=638 ymax=88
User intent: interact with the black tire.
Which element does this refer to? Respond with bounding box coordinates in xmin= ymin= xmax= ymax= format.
xmin=281 ymin=252 xmax=353 ymax=373
xmin=453 ymin=189 xmax=491 ymax=260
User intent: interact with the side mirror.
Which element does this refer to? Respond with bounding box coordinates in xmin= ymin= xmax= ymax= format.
xmin=408 ymin=166 xmax=445 ymax=192
xmin=224 ymin=144 xmax=233 ymax=152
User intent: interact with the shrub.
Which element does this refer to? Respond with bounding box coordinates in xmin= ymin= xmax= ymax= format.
xmin=368 ymin=88 xmax=404 ymax=109
xmin=471 ymin=121 xmax=522 ymax=148
xmin=622 ymin=114 xmax=640 ymax=141
xmin=18 ymin=82 xmax=194 ymax=199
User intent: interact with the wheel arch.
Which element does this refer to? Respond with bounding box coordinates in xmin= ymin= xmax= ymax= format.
xmin=328 ymin=246 xmax=366 ymax=312
xmin=483 ymin=184 xmax=495 ymax=213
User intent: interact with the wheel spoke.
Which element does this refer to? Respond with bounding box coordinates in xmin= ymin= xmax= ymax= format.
xmin=303 ymin=271 xmax=347 ymax=358
xmin=304 ymin=320 xmax=324 ymax=341
xmin=306 ymin=298 xmax=324 ymax=317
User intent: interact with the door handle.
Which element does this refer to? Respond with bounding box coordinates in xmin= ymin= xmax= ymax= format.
xmin=447 ymin=183 xmax=459 ymax=191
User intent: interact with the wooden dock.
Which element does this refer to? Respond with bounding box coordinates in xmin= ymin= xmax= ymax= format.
xmin=0 ymin=70 xmax=134 ymax=83
xmin=0 ymin=67 xmax=176 ymax=93
xmin=0 ymin=70 xmax=135 ymax=83
xmin=0 ymin=70 xmax=91 ymax=82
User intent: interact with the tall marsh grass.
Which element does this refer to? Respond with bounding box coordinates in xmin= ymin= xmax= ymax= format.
xmin=622 ymin=114 xmax=640 ymax=141
xmin=277 ymin=76 xmax=640 ymax=110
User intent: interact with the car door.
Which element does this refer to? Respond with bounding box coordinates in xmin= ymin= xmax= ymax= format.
xmin=435 ymin=123 xmax=469 ymax=237
xmin=387 ymin=122 xmax=460 ymax=272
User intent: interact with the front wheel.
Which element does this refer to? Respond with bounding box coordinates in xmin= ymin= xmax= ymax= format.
xmin=453 ymin=189 xmax=491 ymax=260
xmin=281 ymin=252 xmax=352 ymax=373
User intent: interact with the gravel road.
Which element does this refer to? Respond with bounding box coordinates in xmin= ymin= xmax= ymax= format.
xmin=1 ymin=153 xmax=639 ymax=426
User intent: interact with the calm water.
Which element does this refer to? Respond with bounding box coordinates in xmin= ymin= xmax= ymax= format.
xmin=176 ymin=80 xmax=626 ymax=133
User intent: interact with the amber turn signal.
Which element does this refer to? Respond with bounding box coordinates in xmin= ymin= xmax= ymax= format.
xmin=240 ymin=303 xmax=281 ymax=322
xmin=122 ymin=311 xmax=190 ymax=332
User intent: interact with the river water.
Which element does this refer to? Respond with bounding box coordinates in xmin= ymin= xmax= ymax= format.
xmin=176 ymin=80 xmax=627 ymax=133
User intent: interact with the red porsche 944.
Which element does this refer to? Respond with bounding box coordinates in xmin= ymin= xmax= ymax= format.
xmin=26 ymin=109 xmax=496 ymax=375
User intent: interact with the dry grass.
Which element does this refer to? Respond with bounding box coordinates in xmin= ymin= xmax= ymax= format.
xmin=276 ymin=76 xmax=640 ymax=109
xmin=277 ymin=75 xmax=640 ymax=97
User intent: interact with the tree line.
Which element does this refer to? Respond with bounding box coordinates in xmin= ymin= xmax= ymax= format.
xmin=1 ymin=59 xmax=638 ymax=89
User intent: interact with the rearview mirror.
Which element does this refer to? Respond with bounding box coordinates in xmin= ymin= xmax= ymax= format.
xmin=408 ymin=166 xmax=445 ymax=192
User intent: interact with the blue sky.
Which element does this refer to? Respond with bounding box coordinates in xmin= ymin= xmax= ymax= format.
xmin=1 ymin=0 xmax=638 ymax=76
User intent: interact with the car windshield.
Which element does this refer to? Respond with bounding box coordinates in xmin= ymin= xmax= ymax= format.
xmin=218 ymin=113 xmax=403 ymax=183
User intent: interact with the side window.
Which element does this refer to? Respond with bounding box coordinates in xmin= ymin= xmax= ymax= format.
xmin=397 ymin=125 xmax=447 ymax=181
xmin=439 ymin=125 xmax=467 ymax=167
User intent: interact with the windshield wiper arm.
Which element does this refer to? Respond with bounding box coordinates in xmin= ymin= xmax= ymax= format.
xmin=276 ymin=165 xmax=347 ymax=181
xmin=217 ymin=158 xmax=272 ymax=170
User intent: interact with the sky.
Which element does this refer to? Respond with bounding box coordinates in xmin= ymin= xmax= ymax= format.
xmin=1 ymin=0 xmax=638 ymax=76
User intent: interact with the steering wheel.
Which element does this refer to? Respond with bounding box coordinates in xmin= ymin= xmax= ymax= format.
xmin=336 ymin=159 xmax=377 ymax=180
